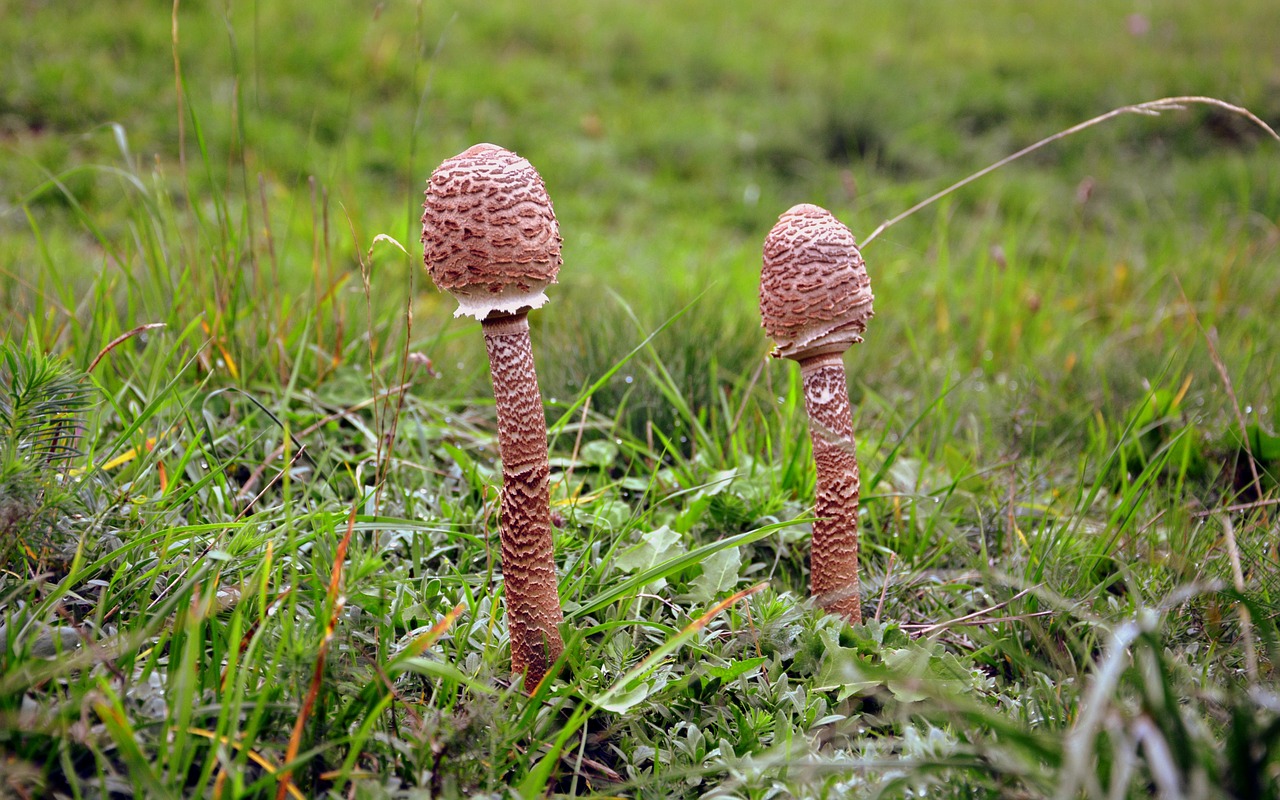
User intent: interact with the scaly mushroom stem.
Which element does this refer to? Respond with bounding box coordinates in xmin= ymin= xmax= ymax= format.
xmin=798 ymin=352 xmax=862 ymax=623
xmin=481 ymin=311 xmax=565 ymax=684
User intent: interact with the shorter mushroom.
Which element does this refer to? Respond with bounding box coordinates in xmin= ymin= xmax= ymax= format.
xmin=758 ymin=204 xmax=874 ymax=623
xmin=421 ymin=143 xmax=565 ymax=686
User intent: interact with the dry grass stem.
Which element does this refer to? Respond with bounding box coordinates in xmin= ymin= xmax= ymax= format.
xmin=906 ymin=586 xmax=1037 ymax=636
xmin=88 ymin=323 xmax=167 ymax=373
xmin=862 ymin=96 xmax=1280 ymax=247
xmin=1216 ymin=513 xmax=1259 ymax=680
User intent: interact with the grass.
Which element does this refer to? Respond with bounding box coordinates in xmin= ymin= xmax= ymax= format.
xmin=2 ymin=1 xmax=1280 ymax=797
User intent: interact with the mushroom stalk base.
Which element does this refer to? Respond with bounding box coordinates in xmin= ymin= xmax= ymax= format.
xmin=798 ymin=352 xmax=863 ymax=623
xmin=482 ymin=312 xmax=565 ymax=686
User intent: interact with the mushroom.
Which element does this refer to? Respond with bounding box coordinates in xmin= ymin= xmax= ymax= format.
xmin=421 ymin=143 xmax=565 ymax=686
xmin=758 ymin=203 xmax=874 ymax=623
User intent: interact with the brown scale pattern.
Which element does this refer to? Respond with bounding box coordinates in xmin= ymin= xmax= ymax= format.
xmin=800 ymin=355 xmax=863 ymax=623
xmin=482 ymin=313 xmax=565 ymax=685
xmin=421 ymin=143 xmax=562 ymax=294
xmin=759 ymin=204 xmax=874 ymax=360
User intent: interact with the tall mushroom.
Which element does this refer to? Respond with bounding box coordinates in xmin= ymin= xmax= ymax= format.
xmin=758 ymin=203 xmax=874 ymax=623
xmin=421 ymin=143 xmax=565 ymax=686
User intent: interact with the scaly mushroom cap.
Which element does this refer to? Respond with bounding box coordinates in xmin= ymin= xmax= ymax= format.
xmin=422 ymin=143 xmax=563 ymax=319
xmin=759 ymin=204 xmax=874 ymax=361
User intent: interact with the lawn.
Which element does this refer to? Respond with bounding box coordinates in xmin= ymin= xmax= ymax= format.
xmin=2 ymin=1 xmax=1279 ymax=797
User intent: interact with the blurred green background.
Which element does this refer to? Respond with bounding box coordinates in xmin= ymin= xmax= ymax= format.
xmin=2 ymin=0 xmax=1278 ymax=434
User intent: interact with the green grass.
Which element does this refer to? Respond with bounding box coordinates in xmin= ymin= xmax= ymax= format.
xmin=2 ymin=1 xmax=1280 ymax=797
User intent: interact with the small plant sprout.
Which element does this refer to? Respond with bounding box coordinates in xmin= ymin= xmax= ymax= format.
xmin=759 ymin=203 xmax=874 ymax=623
xmin=421 ymin=143 xmax=565 ymax=687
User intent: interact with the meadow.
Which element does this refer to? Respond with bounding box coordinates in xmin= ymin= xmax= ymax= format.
xmin=2 ymin=1 xmax=1279 ymax=797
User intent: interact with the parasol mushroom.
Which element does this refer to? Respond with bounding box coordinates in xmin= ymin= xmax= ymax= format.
xmin=421 ymin=143 xmax=565 ymax=686
xmin=758 ymin=203 xmax=874 ymax=623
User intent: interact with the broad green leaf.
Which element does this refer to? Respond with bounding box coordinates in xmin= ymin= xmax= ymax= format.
xmin=574 ymin=519 xmax=802 ymax=621
xmin=884 ymin=643 xmax=974 ymax=702
xmin=597 ymin=680 xmax=651 ymax=713
xmin=706 ymin=656 xmax=767 ymax=683
xmin=586 ymin=498 xmax=632 ymax=532
xmin=813 ymin=630 xmax=878 ymax=700
xmin=691 ymin=468 xmax=739 ymax=500
xmin=687 ymin=546 xmax=741 ymax=603
xmin=579 ymin=439 xmax=619 ymax=468
xmin=615 ymin=525 xmax=684 ymax=590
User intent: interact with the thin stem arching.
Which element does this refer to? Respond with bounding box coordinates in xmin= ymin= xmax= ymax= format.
xmin=861 ymin=96 xmax=1280 ymax=247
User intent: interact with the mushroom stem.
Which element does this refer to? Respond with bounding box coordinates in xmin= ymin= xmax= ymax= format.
xmin=481 ymin=310 xmax=565 ymax=684
xmin=798 ymin=352 xmax=862 ymax=623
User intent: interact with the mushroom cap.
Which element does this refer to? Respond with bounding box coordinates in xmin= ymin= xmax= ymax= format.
xmin=422 ymin=143 xmax=563 ymax=319
xmin=759 ymin=203 xmax=874 ymax=360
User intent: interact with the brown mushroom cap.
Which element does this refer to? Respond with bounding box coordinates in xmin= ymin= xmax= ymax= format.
xmin=422 ymin=143 xmax=563 ymax=319
xmin=759 ymin=204 xmax=874 ymax=361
